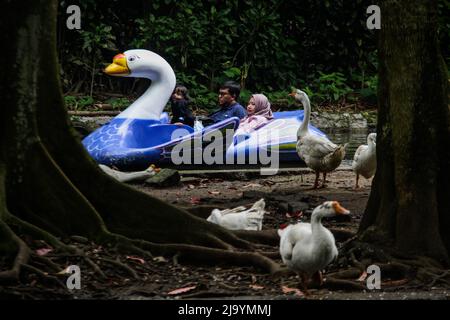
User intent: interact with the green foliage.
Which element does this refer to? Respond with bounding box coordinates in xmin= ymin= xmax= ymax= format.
xmin=315 ymin=72 xmax=353 ymax=103
xmin=64 ymin=95 xmax=94 ymax=110
xmin=106 ymin=97 xmax=131 ymax=110
xmin=57 ymin=0 xmax=449 ymax=110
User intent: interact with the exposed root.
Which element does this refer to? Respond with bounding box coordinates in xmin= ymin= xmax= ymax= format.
xmin=96 ymin=257 xmax=139 ymax=280
xmin=205 ymin=234 xmax=235 ymax=251
xmin=31 ymin=254 xmax=61 ymax=273
xmin=6 ymin=214 xmax=75 ymax=253
xmin=0 ymin=222 xmax=30 ymax=282
xmin=326 ymin=268 xmax=361 ymax=280
xmin=232 ymin=229 xmax=279 ymax=246
xmin=258 ymin=251 xmax=280 ymax=259
xmin=326 ymin=238 xmax=450 ymax=291
xmin=100 ymin=231 xmax=281 ymax=274
xmin=21 ymin=263 xmax=66 ymax=289
xmin=84 ymin=256 xmax=107 ymax=279
xmin=322 ymin=277 xmax=367 ymax=291
xmin=139 ymin=242 xmax=281 ymax=274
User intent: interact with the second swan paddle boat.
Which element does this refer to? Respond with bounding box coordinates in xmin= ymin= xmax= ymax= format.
xmin=82 ymin=49 xmax=329 ymax=170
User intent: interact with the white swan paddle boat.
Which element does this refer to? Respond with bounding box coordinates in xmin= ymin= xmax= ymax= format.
xmin=82 ymin=49 xmax=329 ymax=170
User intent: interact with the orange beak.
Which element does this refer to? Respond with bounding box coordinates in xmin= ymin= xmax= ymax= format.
xmin=288 ymin=92 xmax=296 ymax=97
xmin=104 ymin=53 xmax=130 ymax=76
xmin=332 ymin=201 xmax=350 ymax=215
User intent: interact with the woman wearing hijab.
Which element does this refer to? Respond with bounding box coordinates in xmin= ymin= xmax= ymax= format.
xmin=235 ymin=93 xmax=274 ymax=134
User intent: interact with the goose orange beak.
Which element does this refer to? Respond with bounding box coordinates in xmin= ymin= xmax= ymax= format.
xmin=288 ymin=92 xmax=296 ymax=97
xmin=104 ymin=53 xmax=130 ymax=76
xmin=332 ymin=201 xmax=350 ymax=215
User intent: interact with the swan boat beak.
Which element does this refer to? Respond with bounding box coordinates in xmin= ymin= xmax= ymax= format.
xmin=104 ymin=53 xmax=130 ymax=76
xmin=332 ymin=201 xmax=350 ymax=215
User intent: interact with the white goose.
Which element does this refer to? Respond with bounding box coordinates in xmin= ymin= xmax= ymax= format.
xmin=289 ymin=89 xmax=347 ymax=188
xmin=352 ymin=133 xmax=377 ymax=188
xmin=278 ymin=201 xmax=350 ymax=292
xmin=207 ymin=199 xmax=266 ymax=231
xmin=104 ymin=49 xmax=176 ymax=120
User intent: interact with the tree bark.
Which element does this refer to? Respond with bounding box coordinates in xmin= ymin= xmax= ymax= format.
xmin=360 ymin=0 xmax=450 ymax=264
xmin=0 ymin=0 xmax=279 ymax=280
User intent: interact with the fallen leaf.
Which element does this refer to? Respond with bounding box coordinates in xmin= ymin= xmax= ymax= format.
xmin=153 ymin=256 xmax=167 ymax=263
xmin=187 ymin=184 xmax=195 ymax=189
xmin=281 ymin=285 xmax=304 ymax=296
xmin=249 ymin=284 xmax=264 ymax=290
xmin=57 ymin=266 xmax=72 ymax=275
xmin=356 ymin=271 xmax=368 ymax=282
xmin=167 ymin=285 xmax=197 ymax=295
xmin=126 ymin=256 xmax=145 ymax=264
xmin=286 ymin=211 xmax=303 ymax=218
xmin=190 ymin=197 xmax=201 ymax=204
xmin=36 ymin=248 xmax=53 ymax=256
xmin=208 ymin=190 xmax=221 ymax=195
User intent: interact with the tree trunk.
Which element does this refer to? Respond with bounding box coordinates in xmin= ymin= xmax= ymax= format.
xmin=0 ymin=1 xmax=280 ymax=281
xmin=360 ymin=0 xmax=450 ymax=264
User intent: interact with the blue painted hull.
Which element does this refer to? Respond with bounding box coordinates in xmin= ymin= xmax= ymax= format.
xmin=82 ymin=110 xmax=328 ymax=170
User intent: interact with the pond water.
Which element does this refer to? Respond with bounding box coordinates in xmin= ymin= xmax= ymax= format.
xmin=326 ymin=129 xmax=377 ymax=166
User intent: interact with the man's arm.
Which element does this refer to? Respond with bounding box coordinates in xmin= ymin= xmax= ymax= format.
xmin=234 ymin=105 xmax=247 ymax=119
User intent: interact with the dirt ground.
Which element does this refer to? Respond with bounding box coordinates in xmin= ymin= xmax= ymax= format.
xmin=1 ymin=168 xmax=449 ymax=300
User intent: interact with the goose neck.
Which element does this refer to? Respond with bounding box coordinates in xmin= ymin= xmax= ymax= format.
xmin=298 ymin=96 xmax=311 ymax=136
xmin=310 ymin=210 xmax=326 ymax=233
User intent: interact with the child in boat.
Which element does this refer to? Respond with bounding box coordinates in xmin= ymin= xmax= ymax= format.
xmin=235 ymin=93 xmax=273 ymax=134
xmin=170 ymin=85 xmax=195 ymax=127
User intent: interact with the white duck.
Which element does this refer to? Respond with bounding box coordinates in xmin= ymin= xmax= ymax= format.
xmin=207 ymin=199 xmax=266 ymax=231
xmin=278 ymin=201 xmax=350 ymax=292
xmin=104 ymin=49 xmax=176 ymax=120
xmin=352 ymin=133 xmax=377 ymax=188
xmin=289 ymin=89 xmax=347 ymax=188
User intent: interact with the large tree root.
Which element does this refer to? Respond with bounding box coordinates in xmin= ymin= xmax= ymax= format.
xmin=0 ymin=221 xmax=30 ymax=282
xmin=320 ymin=238 xmax=450 ymax=291
xmin=99 ymin=232 xmax=281 ymax=274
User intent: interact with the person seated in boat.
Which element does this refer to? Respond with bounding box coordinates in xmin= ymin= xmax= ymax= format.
xmin=170 ymin=84 xmax=195 ymax=127
xmin=206 ymin=81 xmax=247 ymax=124
xmin=235 ymin=93 xmax=273 ymax=135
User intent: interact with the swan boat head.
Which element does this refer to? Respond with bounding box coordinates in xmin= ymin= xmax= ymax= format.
xmin=82 ymin=49 xmax=180 ymax=170
xmin=104 ymin=49 xmax=176 ymax=120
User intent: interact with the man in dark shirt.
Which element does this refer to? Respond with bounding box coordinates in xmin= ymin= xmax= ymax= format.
xmin=208 ymin=81 xmax=247 ymax=123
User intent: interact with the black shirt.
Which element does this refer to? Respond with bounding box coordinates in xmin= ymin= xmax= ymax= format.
xmin=170 ymin=99 xmax=194 ymax=127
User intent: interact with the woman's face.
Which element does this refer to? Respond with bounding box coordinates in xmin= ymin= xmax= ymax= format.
xmin=172 ymin=90 xmax=183 ymax=101
xmin=247 ymin=97 xmax=256 ymax=115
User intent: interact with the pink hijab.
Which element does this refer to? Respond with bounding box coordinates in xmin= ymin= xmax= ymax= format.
xmin=248 ymin=94 xmax=273 ymax=119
